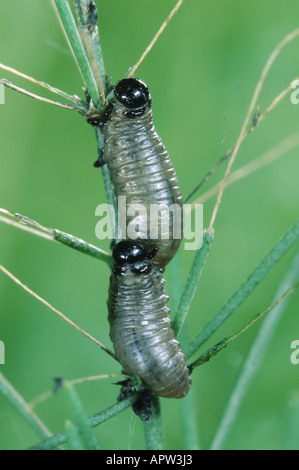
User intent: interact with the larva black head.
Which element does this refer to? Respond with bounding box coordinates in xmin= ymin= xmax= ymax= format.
xmin=114 ymin=79 xmax=151 ymax=117
xmin=113 ymin=240 xmax=148 ymax=266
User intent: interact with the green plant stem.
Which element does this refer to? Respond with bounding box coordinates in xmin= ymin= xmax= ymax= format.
xmin=172 ymin=229 xmax=214 ymax=334
xmin=0 ymin=373 xmax=53 ymax=442
xmin=53 ymin=229 xmax=112 ymax=264
xmin=143 ymin=395 xmax=165 ymax=450
xmin=186 ymin=218 xmax=299 ymax=358
xmin=189 ymin=280 xmax=299 ymax=371
xmin=53 ymin=0 xmax=101 ymax=107
xmin=53 ymin=1 xmax=117 ymax=243
xmin=168 ymin=252 xmax=201 ymax=450
xmin=94 ymin=127 xmax=120 ymax=242
xmin=210 ymin=247 xmax=299 ymax=450
xmin=283 ymin=397 xmax=299 ymax=450
xmin=65 ymin=420 xmax=84 ymax=450
xmin=0 ymin=208 xmax=113 ymax=265
xmin=29 ymin=396 xmax=135 ymax=450
xmin=74 ymin=0 xmax=109 ymax=97
xmin=0 ymin=209 xmax=112 ymax=264
xmin=64 ymin=381 xmax=100 ymax=450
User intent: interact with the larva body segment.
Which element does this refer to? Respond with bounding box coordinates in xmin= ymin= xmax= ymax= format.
xmin=108 ymin=241 xmax=191 ymax=399
xmin=101 ymin=78 xmax=183 ymax=268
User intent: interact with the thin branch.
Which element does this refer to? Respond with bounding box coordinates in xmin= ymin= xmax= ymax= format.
xmin=80 ymin=29 xmax=106 ymax=103
xmin=257 ymin=80 xmax=296 ymax=124
xmin=172 ymin=229 xmax=214 ymax=334
xmin=63 ymin=381 xmax=101 ymax=450
xmin=74 ymin=0 xmax=109 ymax=99
xmin=143 ymin=395 xmax=165 ymax=450
xmin=0 ymin=62 xmax=83 ymax=104
xmin=186 ymin=217 xmax=299 ymax=358
xmin=186 ymin=130 xmax=299 ymax=210
xmin=0 ymin=214 xmax=53 ymax=241
xmin=208 ymin=29 xmax=299 ymax=230
xmin=0 ymin=209 xmax=112 ymax=264
xmin=210 ymin=248 xmax=299 ymax=450
xmin=168 ymin=252 xmax=201 ymax=450
xmin=52 ymin=0 xmax=102 ymax=108
xmin=28 ymin=396 xmax=136 ymax=450
xmin=185 ymin=76 xmax=299 ymax=204
xmin=65 ymin=420 xmax=84 ymax=449
xmin=0 ymin=78 xmax=78 ymax=111
xmin=127 ymin=0 xmax=185 ymax=77
xmin=0 ymin=208 xmax=52 ymax=234
xmin=29 ymin=373 xmax=124 ymax=409
xmin=0 ymin=373 xmax=53 ymax=441
xmin=0 ymin=264 xmax=116 ymax=359
xmin=189 ymin=280 xmax=299 ymax=371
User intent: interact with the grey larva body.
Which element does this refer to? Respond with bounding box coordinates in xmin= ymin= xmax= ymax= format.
xmin=100 ymin=79 xmax=183 ymax=268
xmin=108 ymin=242 xmax=191 ymax=399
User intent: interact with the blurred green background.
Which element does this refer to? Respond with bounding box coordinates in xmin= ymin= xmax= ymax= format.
xmin=0 ymin=0 xmax=299 ymax=450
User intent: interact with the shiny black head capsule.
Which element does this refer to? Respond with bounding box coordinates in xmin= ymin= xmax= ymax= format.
xmin=113 ymin=240 xmax=148 ymax=266
xmin=114 ymin=79 xmax=151 ymax=116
